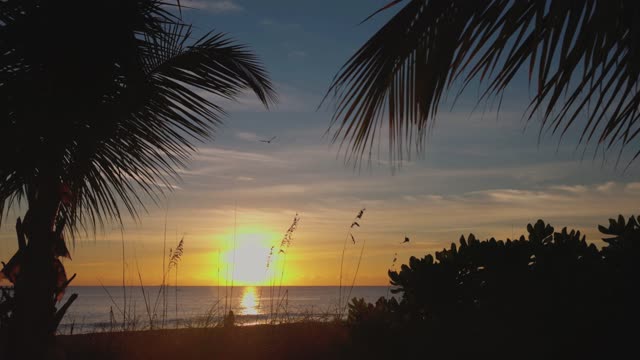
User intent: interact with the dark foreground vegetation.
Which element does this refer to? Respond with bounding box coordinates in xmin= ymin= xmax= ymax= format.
xmin=347 ymin=215 xmax=638 ymax=359
xmin=0 ymin=0 xmax=274 ymax=356
xmin=4 ymin=215 xmax=636 ymax=359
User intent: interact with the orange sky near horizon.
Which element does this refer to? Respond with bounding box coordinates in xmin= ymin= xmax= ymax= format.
xmin=2 ymin=187 xmax=638 ymax=288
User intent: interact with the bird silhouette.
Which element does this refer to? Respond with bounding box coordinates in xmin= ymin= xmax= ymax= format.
xmin=259 ymin=136 xmax=277 ymax=143
xmin=403 ymin=236 xmax=410 ymax=244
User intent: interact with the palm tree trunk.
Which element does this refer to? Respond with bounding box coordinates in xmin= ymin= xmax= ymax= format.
xmin=8 ymin=180 xmax=61 ymax=358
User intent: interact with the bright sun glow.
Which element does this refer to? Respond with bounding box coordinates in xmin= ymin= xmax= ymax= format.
xmin=216 ymin=229 xmax=279 ymax=286
xmin=239 ymin=286 xmax=259 ymax=315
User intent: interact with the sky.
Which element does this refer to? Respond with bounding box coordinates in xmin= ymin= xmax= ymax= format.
xmin=1 ymin=0 xmax=639 ymax=286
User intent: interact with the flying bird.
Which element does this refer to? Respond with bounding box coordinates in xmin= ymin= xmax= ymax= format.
xmin=259 ymin=136 xmax=277 ymax=144
xmin=403 ymin=236 xmax=410 ymax=244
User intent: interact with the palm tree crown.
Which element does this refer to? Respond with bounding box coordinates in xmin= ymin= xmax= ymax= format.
xmin=326 ymin=0 xmax=640 ymax=165
xmin=0 ymin=0 xmax=276 ymax=231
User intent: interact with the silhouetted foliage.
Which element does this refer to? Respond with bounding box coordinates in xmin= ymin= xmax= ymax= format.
xmin=0 ymin=287 xmax=13 ymax=330
xmin=0 ymin=0 xmax=274 ymax=357
xmin=348 ymin=297 xmax=399 ymax=332
xmin=223 ymin=310 xmax=235 ymax=328
xmin=326 ymin=1 xmax=640 ymax=165
xmin=348 ymin=215 xmax=637 ymax=358
xmin=0 ymin=0 xmax=275 ymax=232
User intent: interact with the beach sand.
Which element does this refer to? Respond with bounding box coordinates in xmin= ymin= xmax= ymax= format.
xmin=58 ymin=322 xmax=352 ymax=360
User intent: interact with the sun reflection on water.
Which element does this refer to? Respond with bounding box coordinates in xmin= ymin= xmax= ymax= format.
xmin=240 ymin=286 xmax=259 ymax=315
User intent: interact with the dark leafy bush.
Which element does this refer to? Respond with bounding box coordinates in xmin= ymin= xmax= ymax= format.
xmin=348 ymin=215 xmax=638 ymax=358
xmin=347 ymin=296 xmax=401 ymax=335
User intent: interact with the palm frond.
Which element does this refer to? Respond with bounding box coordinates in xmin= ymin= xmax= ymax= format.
xmin=325 ymin=0 xmax=640 ymax=165
xmin=64 ymin=26 xmax=276 ymax=231
xmin=0 ymin=0 xmax=276 ymax=232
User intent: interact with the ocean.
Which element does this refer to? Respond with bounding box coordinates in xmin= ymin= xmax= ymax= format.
xmin=58 ymin=286 xmax=391 ymax=334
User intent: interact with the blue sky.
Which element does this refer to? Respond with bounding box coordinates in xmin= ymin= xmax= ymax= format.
xmin=1 ymin=0 xmax=638 ymax=285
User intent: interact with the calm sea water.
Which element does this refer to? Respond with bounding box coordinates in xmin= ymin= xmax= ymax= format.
xmin=58 ymin=286 xmax=391 ymax=334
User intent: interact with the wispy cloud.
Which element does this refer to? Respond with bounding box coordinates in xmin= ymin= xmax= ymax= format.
xmin=180 ymin=0 xmax=243 ymax=13
xmin=307 ymin=181 xmax=640 ymax=249
xmin=625 ymin=182 xmax=640 ymax=193
xmin=199 ymin=83 xmax=319 ymax=112
xmin=195 ymin=147 xmax=285 ymax=165
xmin=288 ymin=50 xmax=307 ymax=58
xmin=235 ymin=131 xmax=260 ymax=141
xmin=596 ymin=181 xmax=616 ymax=193
xmin=549 ymin=184 xmax=589 ymax=194
xmin=259 ymin=18 xmax=301 ymax=30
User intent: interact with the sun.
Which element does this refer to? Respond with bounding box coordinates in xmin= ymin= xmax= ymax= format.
xmin=217 ymin=229 xmax=278 ymax=286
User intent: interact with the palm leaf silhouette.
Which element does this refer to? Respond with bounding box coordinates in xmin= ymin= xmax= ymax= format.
xmin=325 ymin=0 xmax=640 ymax=165
xmin=0 ymin=0 xmax=276 ymax=231
xmin=0 ymin=1 xmax=275 ymax=350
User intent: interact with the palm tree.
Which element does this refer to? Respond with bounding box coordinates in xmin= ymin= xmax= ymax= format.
xmin=0 ymin=0 xmax=275 ymax=355
xmin=325 ymin=0 xmax=640 ymax=165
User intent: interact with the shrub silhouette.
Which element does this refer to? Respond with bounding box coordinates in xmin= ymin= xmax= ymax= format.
xmin=347 ymin=296 xmax=399 ymax=338
xmin=348 ymin=215 xmax=637 ymax=358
